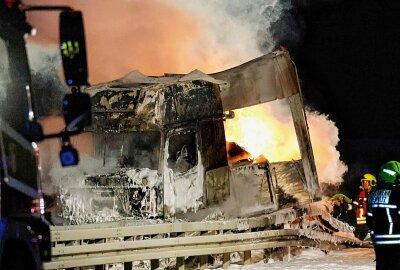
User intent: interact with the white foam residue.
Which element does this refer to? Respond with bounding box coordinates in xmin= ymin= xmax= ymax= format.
xmin=235 ymin=220 xmax=250 ymax=231
xmin=164 ymin=147 xmax=204 ymax=215
xmin=125 ymin=168 xmax=161 ymax=188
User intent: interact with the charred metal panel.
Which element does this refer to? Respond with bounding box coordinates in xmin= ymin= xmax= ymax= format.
xmin=91 ymin=88 xmax=141 ymax=111
xmin=287 ymin=93 xmax=320 ymax=199
xmin=164 ymin=81 xmax=223 ymax=126
xmin=90 ymin=86 xmax=162 ymax=132
xmin=205 ymin=166 xmax=229 ymax=205
xmin=271 ymin=160 xmax=312 ymax=207
xmin=212 ymin=51 xmax=299 ymax=111
xmin=229 ymin=161 xmax=277 ymax=213
xmin=92 ymin=132 xmax=161 ymax=170
xmin=199 ymin=119 xmax=229 ymax=208
xmin=199 ymin=120 xmax=228 ymax=172
xmin=86 ymin=168 xmax=162 ymax=218
xmin=88 ymin=80 xmax=224 ymax=133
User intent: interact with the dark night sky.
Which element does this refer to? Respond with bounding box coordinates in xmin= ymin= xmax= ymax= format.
xmin=275 ymin=0 xmax=400 ymax=197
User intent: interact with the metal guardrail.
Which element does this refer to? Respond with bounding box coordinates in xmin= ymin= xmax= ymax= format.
xmin=43 ymin=209 xmax=359 ymax=270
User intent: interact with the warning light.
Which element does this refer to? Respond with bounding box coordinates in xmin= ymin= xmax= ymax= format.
xmin=60 ymin=144 xmax=79 ymax=167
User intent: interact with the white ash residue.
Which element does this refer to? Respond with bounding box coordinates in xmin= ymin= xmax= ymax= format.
xmin=164 ymin=147 xmax=204 ymax=215
xmin=50 ymin=155 xmax=163 ymax=225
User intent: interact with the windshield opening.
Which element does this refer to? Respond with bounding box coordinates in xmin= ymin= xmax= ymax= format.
xmin=93 ymin=131 xmax=161 ymax=170
xmin=167 ymin=131 xmax=197 ymax=173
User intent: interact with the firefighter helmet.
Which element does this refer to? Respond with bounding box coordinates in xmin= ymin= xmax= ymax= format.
xmin=378 ymin=161 xmax=400 ymax=185
xmin=360 ymin=173 xmax=377 ymax=187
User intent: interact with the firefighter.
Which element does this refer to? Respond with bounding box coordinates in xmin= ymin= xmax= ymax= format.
xmin=330 ymin=173 xmax=376 ymax=239
xmin=330 ymin=193 xmax=357 ymax=227
xmin=354 ymin=173 xmax=376 ymax=239
xmin=367 ymin=161 xmax=400 ymax=269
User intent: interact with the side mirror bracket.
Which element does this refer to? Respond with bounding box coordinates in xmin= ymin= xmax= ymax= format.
xmin=27 ymin=88 xmax=91 ymax=167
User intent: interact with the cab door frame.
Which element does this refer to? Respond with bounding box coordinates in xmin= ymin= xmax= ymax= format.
xmin=163 ymin=127 xmax=204 ymax=217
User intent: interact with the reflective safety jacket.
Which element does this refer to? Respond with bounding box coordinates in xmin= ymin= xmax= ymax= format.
xmin=367 ymin=184 xmax=400 ymax=245
xmin=355 ymin=190 xmax=369 ymax=225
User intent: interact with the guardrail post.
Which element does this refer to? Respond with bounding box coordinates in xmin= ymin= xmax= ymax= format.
xmin=150 ymin=259 xmax=159 ymax=269
xmin=176 ymin=257 xmax=185 ymax=270
xmin=223 ymin=253 xmax=230 ymax=268
xmin=200 ymin=255 xmax=208 ymax=269
xmin=95 ymin=239 xmax=105 ymax=270
xmin=243 ymin=250 xmax=251 ymax=265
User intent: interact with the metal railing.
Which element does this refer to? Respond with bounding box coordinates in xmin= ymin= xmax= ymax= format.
xmin=43 ymin=208 xmax=360 ymax=269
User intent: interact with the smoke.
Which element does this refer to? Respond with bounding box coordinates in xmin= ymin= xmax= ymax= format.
xmin=267 ymin=0 xmax=310 ymax=52
xmin=169 ymin=0 xmax=347 ymax=185
xmin=26 ymin=1 xmax=346 ymax=203
xmin=307 ymin=112 xmax=348 ymax=184
xmin=164 ymin=0 xmax=279 ymax=64
xmin=25 ymin=0 xmax=292 ymax=81
xmin=26 ymin=42 xmax=66 ymax=117
xmin=38 ymin=116 xmax=95 ymax=194
xmin=49 ymin=154 xmax=117 ymax=189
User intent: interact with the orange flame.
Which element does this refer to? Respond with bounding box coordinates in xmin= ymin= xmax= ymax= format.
xmin=224 ymin=103 xmax=347 ymax=182
xmin=224 ymin=103 xmax=300 ymax=162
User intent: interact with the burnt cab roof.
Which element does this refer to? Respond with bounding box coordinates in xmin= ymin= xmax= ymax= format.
xmin=86 ymin=50 xmax=299 ymax=133
xmin=86 ymin=70 xmax=227 ymax=132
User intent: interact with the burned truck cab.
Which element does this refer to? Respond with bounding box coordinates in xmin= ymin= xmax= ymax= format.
xmin=86 ymin=72 xmax=240 ymax=218
xmin=76 ymin=51 xmax=318 ymax=223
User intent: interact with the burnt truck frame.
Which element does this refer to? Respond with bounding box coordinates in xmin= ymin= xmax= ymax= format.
xmin=70 ymin=50 xmax=320 ymax=222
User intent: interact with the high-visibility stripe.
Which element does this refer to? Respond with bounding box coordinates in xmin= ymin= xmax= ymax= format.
xmin=375 ymin=240 xmax=400 ymax=245
xmin=367 ymin=212 xmax=373 ymax=217
xmin=371 ymin=204 xmax=397 ymax=209
xmin=374 ymin=234 xmax=400 ymax=239
xmin=386 ymin=208 xmax=393 ymax=234
xmin=383 ymin=169 xmax=396 ymax=176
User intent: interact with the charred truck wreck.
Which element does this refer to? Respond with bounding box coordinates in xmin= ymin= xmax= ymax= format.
xmin=59 ymin=50 xmax=320 ymax=223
